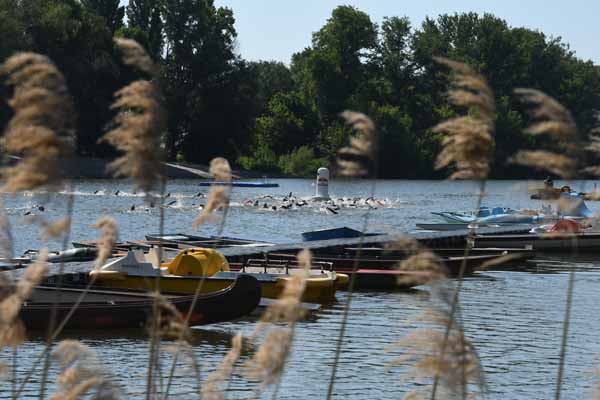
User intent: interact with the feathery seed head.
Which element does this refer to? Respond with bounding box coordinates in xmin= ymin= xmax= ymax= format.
xmin=433 ymin=57 xmax=495 ymax=180
xmin=101 ymin=80 xmax=166 ymax=196
xmin=92 ymin=217 xmax=118 ymax=269
xmin=337 ymin=111 xmax=377 ymax=177
xmin=1 ymin=52 xmax=75 ymax=192
xmin=52 ymin=340 xmax=121 ymax=400
xmin=114 ymin=37 xmax=157 ymax=76
xmin=193 ymin=182 xmax=230 ymax=229
xmin=510 ymin=150 xmax=576 ymax=179
xmin=42 ymin=217 xmax=71 ymax=241
xmin=396 ymin=250 xmax=448 ymax=286
xmin=210 ymin=157 xmax=232 ymax=182
xmin=511 ymin=89 xmax=578 ymax=178
xmin=202 ymin=333 xmax=244 ymax=400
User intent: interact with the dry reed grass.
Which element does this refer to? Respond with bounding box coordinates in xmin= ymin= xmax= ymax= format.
xmin=0 ymin=250 xmax=48 ymax=349
xmin=92 ymin=216 xmax=118 ymax=270
xmin=0 ymin=205 xmax=13 ymax=260
xmin=510 ymin=89 xmax=578 ymax=179
xmin=1 ymin=52 xmax=74 ymax=192
xmin=52 ymin=340 xmax=121 ymax=399
xmin=41 ymin=217 xmax=72 ymax=241
xmin=201 ymin=333 xmax=244 ymax=400
xmin=243 ymin=249 xmax=310 ymax=393
xmin=433 ymin=57 xmax=495 ymax=180
xmin=114 ymin=38 xmax=157 ymax=76
xmin=101 ymin=80 xmax=166 ymax=195
xmin=389 ymin=288 xmax=485 ymax=399
xmin=396 ymin=250 xmax=448 ymax=286
xmin=193 ymin=158 xmax=232 ymax=229
xmin=337 ymin=111 xmax=377 ymax=177
xmin=101 ymin=38 xmax=165 ymax=197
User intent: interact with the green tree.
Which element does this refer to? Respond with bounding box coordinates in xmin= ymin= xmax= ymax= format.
xmin=15 ymin=0 xmax=124 ymax=156
xmin=82 ymin=0 xmax=124 ymax=33
xmin=162 ymin=0 xmax=257 ymax=162
xmin=249 ymin=61 xmax=294 ymax=115
xmin=126 ymin=0 xmax=163 ymax=58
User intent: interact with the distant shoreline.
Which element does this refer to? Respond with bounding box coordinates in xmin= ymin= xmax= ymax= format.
xmin=11 ymin=155 xmax=291 ymax=180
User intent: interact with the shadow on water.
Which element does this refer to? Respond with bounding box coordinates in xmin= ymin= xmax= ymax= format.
xmin=24 ymin=325 xmax=243 ymax=347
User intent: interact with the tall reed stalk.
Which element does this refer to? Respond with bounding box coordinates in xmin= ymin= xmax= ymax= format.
xmin=327 ymin=111 xmax=378 ymax=399
xmin=428 ymin=57 xmax=495 ymax=400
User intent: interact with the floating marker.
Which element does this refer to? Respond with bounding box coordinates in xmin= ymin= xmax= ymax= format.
xmin=315 ymin=167 xmax=330 ymax=200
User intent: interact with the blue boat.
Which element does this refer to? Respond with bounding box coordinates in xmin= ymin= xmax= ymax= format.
xmin=301 ymin=227 xmax=382 ymax=241
xmin=198 ymin=181 xmax=279 ymax=188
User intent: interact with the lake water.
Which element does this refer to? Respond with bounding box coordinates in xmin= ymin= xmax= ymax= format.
xmin=2 ymin=179 xmax=600 ymax=399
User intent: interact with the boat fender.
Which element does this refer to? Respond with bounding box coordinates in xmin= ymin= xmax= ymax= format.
xmin=549 ymin=219 xmax=579 ymax=233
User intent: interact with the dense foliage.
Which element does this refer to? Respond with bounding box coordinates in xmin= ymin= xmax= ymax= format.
xmin=1 ymin=1 xmax=599 ymax=178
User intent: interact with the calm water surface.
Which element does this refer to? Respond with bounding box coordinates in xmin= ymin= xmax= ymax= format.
xmin=2 ymin=179 xmax=600 ymax=399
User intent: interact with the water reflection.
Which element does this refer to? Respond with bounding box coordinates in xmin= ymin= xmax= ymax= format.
xmin=2 ymin=180 xmax=600 ymax=399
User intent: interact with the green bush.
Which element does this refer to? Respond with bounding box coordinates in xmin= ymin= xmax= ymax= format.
xmin=278 ymin=146 xmax=328 ymax=177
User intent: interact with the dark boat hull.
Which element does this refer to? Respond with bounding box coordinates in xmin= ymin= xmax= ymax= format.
xmin=18 ymin=274 xmax=261 ymax=330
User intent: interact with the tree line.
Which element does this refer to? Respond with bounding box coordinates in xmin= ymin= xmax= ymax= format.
xmin=1 ymin=0 xmax=599 ymax=178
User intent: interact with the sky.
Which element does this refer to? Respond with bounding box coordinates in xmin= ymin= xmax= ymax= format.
xmin=210 ymin=0 xmax=600 ymax=65
xmin=117 ymin=1 xmax=600 ymax=65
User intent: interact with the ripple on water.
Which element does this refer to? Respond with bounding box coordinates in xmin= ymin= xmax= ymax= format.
xmin=1 ymin=180 xmax=600 ymax=399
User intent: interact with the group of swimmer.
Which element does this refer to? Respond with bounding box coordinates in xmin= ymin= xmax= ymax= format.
xmin=20 ymin=188 xmax=389 ymax=216
xmin=241 ymin=193 xmax=387 ymax=214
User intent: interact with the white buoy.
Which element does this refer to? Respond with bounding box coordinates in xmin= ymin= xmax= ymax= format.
xmin=314 ymin=167 xmax=330 ymax=200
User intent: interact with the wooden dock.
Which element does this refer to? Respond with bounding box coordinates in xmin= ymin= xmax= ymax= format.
xmin=217 ymin=225 xmax=532 ymax=259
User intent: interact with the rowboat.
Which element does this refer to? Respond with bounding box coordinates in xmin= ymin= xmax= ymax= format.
xmin=90 ymin=249 xmax=347 ymax=303
xmin=198 ymin=181 xmax=279 ymax=188
xmin=13 ymin=273 xmax=261 ymax=330
xmin=249 ymin=251 xmax=527 ymax=277
xmin=470 ymin=231 xmax=600 ymax=251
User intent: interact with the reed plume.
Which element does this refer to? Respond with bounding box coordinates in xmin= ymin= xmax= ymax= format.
xmin=337 ymin=111 xmax=377 ymax=177
xmin=193 ymin=158 xmax=232 ymax=229
xmin=0 ymin=250 xmax=48 ymax=351
xmin=0 ymin=204 xmax=13 ymax=260
xmin=510 ymin=89 xmax=577 ymax=179
xmin=101 ymin=39 xmax=165 ymax=196
xmin=41 ymin=217 xmax=71 ymax=241
xmin=396 ymin=250 xmax=448 ymax=286
xmin=1 ymin=52 xmax=75 ymax=192
xmin=389 ymin=286 xmax=485 ymax=399
xmin=151 ymin=292 xmax=191 ymax=342
xmin=92 ymin=216 xmax=118 ymax=269
xmin=101 ymin=80 xmax=166 ymax=195
xmin=114 ymin=38 xmax=157 ymax=76
xmin=245 ymin=249 xmax=310 ymax=392
xmin=52 ymin=340 xmax=122 ymax=400
xmin=433 ymin=57 xmax=495 ymax=180
xmin=209 ymin=157 xmax=232 ymax=182
xmin=201 ymin=333 xmax=243 ymax=400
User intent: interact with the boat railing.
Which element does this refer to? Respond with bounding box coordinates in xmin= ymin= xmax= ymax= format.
xmin=240 ymin=258 xmax=334 ymax=274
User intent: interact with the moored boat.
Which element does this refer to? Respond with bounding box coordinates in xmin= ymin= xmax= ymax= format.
xmin=13 ymin=273 xmax=261 ymax=330
xmin=90 ymin=248 xmax=347 ymax=303
xmin=470 ymin=231 xmax=600 ymax=251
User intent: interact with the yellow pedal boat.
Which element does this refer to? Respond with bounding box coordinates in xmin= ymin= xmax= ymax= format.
xmin=90 ymin=248 xmax=348 ymax=303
